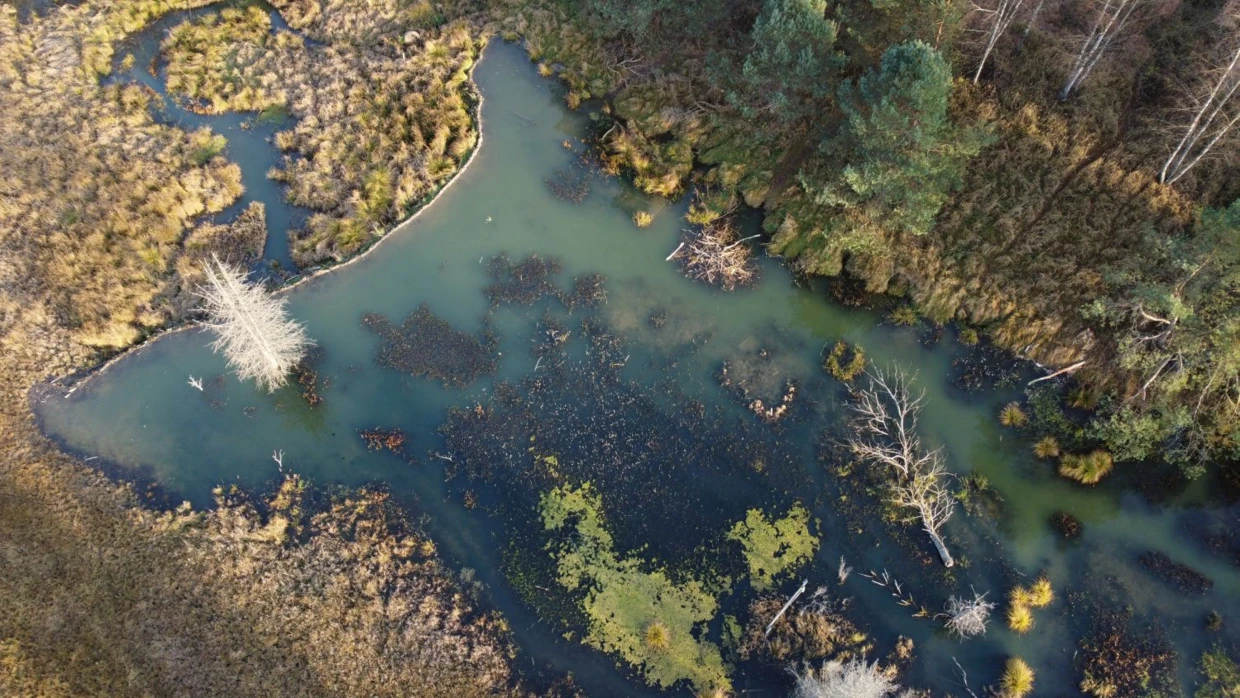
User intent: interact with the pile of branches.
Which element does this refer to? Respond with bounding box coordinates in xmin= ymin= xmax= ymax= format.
xmin=669 ymin=220 xmax=760 ymax=291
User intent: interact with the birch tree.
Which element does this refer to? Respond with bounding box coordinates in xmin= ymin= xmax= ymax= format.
xmin=849 ymin=367 xmax=956 ymax=567
xmin=198 ymin=254 xmax=312 ymax=392
xmin=973 ymin=0 xmax=1027 ymax=83
xmin=1160 ymin=43 xmax=1240 ymax=184
xmin=1059 ymin=0 xmax=1144 ymax=100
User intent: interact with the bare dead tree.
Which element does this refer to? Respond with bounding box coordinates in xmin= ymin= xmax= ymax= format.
xmin=198 ymin=254 xmax=313 ymax=393
xmin=1160 ymin=42 xmax=1240 ymax=184
xmin=849 ymin=367 xmax=956 ymax=567
xmin=1060 ymin=0 xmax=1145 ymax=99
xmin=973 ymin=0 xmax=1028 ymax=83
xmin=942 ymin=589 xmax=996 ymax=639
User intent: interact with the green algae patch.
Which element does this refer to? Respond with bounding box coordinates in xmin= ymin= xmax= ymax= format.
xmin=727 ymin=504 xmax=819 ymax=591
xmin=539 ymin=484 xmax=730 ymax=694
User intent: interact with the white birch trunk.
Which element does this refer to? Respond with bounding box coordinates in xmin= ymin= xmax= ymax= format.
xmin=1160 ymin=45 xmax=1240 ymax=184
xmin=1060 ymin=0 xmax=1141 ymax=100
xmin=973 ymin=0 xmax=1027 ymax=84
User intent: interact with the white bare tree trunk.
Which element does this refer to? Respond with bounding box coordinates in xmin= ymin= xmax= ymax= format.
xmin=973 ymin=0 xmax=1027 ymax=84
xmin=1059 ymin=0 xmax=1142 ymax=100
xmin=198 ymin=255 xmax=313 ymax=392
xmin=1024 ymin=0 xmax=1047 ymax=36
xmin=1160 ymin=44 xmax=1240 ymax=184
xmin=849 ymin=367 xmax=956 ymax=567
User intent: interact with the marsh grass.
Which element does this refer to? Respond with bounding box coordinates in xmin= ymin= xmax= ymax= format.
xmin=1059 ymin=450 xmax=1115 ymax=485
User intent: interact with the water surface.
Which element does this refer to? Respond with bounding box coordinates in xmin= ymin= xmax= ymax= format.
xmin=37 ymin=39 xmax=1240 ymax=696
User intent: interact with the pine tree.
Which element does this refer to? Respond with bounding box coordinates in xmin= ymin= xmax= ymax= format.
xmin=197 ymin=255 xmax=313 ymax=392
xmin=800 ymin=41 xmax=990 ymax=248
xmin=736 ymin=0 xmax=843 ymax=123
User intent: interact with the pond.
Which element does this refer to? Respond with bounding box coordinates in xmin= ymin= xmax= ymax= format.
xmin=35 ymin=34 xmax=1240 ymax=697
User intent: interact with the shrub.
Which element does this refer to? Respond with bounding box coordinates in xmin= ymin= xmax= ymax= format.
xmin=999 ymin=402 xmax=1028 ymax=428
xmin=1007 ymin=603 xmax=1033 ymax=633
xmin=958 ymin=327 xmax=979 ymax=345
xmin=1059 ymin=451 xmax=1115 ymax=485
xmin=633 ymin=211 xmax=654 ymax=228
xmin=1000 ymin=657 xmax=1035 ymax=697
xmin=1033 ymin=435 xmax=1060 ymax=459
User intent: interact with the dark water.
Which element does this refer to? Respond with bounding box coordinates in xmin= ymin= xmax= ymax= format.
xmin=35 ymin=38 xmax=1240 ymax=696
xmin=104 ymin=0 xmax=305 ymax=270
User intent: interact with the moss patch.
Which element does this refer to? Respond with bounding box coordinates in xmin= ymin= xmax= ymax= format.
xmin=726 ymin=504 xmax=819 ymax=591
xmin=540 ymin=484 xmax=730 ymax=694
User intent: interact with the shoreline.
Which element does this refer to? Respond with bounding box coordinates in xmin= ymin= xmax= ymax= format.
xmin=51 ymin=34 xmax=496 ymax=397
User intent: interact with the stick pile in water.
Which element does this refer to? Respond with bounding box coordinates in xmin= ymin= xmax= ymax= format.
xmin=670 ymin=220 xmax=759 ymax=291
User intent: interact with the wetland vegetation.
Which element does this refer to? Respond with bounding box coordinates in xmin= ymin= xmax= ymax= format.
xmin=4 ymin=0 xmax=1240 ymax=696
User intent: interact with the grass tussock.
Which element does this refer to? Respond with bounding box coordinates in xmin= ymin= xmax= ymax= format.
xmin=1059 ymin=450 xmax=1115 ymax=485
xmin=160 ymin=0 xmax=482 ymax=266
xmin=999 ymin=657 xmax=1035 ymax=697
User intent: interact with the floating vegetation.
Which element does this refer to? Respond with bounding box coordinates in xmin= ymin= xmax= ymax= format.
xmin=1078 ymin=611 xmax=1177 ymax=698
xmin=1051 ymin=510 xmax=1081 ymax=538
xmin=362 ymin=304 xmax=497 ymax=389
xmin=1197 ymin=646 xmax=1240 ymax=698
xmin=545 ymin=166 xmax=590 ymax=203
xmin=718 ymin=345 xmax=798 ymax=424
xmin=484 ymin=253 xmax=563 ymax=306
xmin=669 ymin=219 xmax=759 ymax=291
xmin=1139 ymin=551 xmax=1214 ymax=594
xmin=1059 ymin=450 xmax=1115 ymax=485
xmin=539 ymin=483 xmax=730 ymax=694
xmin=726 ymin=505 xmax=819 ymax=591
xmin=737 ymin=588 xmax=870 ymax=663
xmin=633 ymin=211 xmax=653 ymax=228
xmin=998 ymin=402 xmax=1028 ymax=428
xmin=950 ymin=343 xmax=1024 ymax=392
xmin=823 ymin=340 xmax=866 ymax=383
xmin=358 ymin=427 xmax=407 ymax=454
xmin=564 ymin=272 xmax=608 ymax=311
xmin=291 ymin=346 xmax=325 ymax=407
xmin=439 ymin=313 xmax=797 ymax=562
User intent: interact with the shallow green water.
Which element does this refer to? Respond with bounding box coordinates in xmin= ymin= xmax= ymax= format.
xmin=37 ymin=39 xmax=1240 ymax=696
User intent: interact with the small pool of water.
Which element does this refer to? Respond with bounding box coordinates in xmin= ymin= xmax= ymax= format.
xmin=36 ymin=37 xmax=1240 ymax=696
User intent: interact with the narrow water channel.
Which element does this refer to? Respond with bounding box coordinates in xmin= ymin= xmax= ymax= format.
xmin=105 ymin=0 xmax=307 ymax=270
xmin=36 ymin=38 xmax=1240 ymax=696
